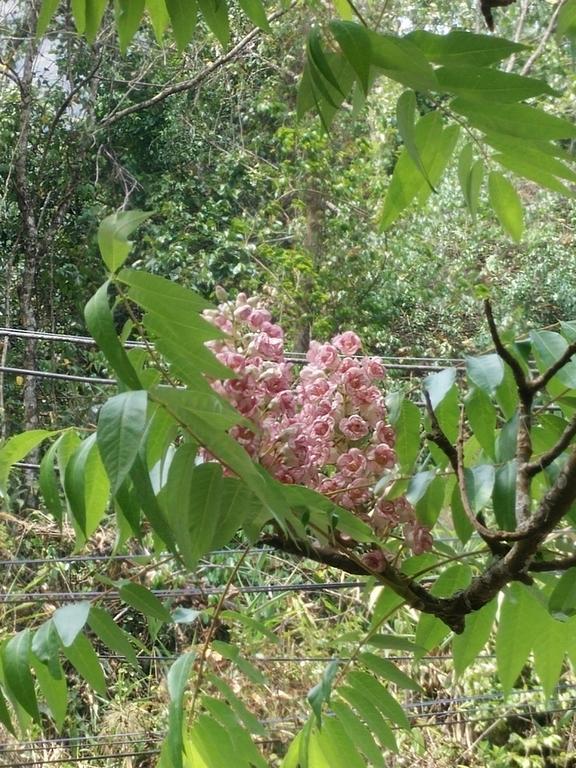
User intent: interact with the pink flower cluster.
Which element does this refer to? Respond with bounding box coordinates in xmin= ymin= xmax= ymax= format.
xmin=202 ymin=291 xmax=432 ymax=557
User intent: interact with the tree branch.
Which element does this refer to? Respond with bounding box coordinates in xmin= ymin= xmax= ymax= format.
xmin=484 ymin=299 xmax=531 ymax=403
xmin=531 ymin=341 xmax=576 ymax=393
xmin=97 ymin=6 xmax=292 ymax=129
xmin=525 ymin=413 xmax=576 ymax=477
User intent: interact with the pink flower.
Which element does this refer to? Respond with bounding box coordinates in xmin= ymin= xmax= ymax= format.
xmin=234 ymin=304 xmax=253 ymax=321
xmin=368 ymin=443 xmax=396 ymax=468
xmin=371 ymin=501 xmax=399 ymax=533
xmin=269 ymin=390 xmax=296 ymax=415
xmin=364 ymin=357 xmax=386 ymax=379
xmin=333 ymin=331 xmax=362 ymax=356
xmin=404 ymin=522 xmax=433 ymax=555
xmin=249 ymin=308 xmax=271 ymax=329
xmin=342 ymin=366 xmax=370 ymax=397
xmin=337 ymin=448 xmax=367 ymax=476
xmin=306 ymin=341 xmax=340 ymax=370
xmin=361 ymin=549 xmax=389 ymax=572
xmin=339 ymin=415 xmax=369 ymax=441
xmin=374 ymin=421 xmax=395 ymax=446
xmin=261 ymin=321 xmax=284 ymax=339
xmin=250 ymin=332 xmax=283 ymax=360
xmin=310 ymin=415 xmax=335 ymax=440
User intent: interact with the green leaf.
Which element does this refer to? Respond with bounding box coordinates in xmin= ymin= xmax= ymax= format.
xmin=0 ymin=685 xmax=15 ymax=736
xmin=166 ymin=653 xmax=196 ymax=768
xmin=197 ymin=0 xmax=229 ymax=47
xmin=307 ymin=660 xmax=340 ymax=726
xmin=190 ymin=715 xmax=239 ymax=767
xmin=37 ymin=0 xmax=61 ymax=35
xmin=495 ymin=363 xmax=519 ymax=419
xmin=496 ymin=583 xmax=537 ymax=693
xmin=391 ymin=398 xmax=421 ymax=472
xmin=549 ymin=568 xmax=576 ymax=618
xmin=337 ymin=685 xmax=397 ymax=752
xmin=71 ymin=0 xmax=87 ymax=32
xmin=86 ymin=0 xmax=108 ymax=42
xmin=458 ymin=144 xmax=483 ymax=221
xmin=330 ymin=21 xmax=371 ymax=94
xmin=238 ymin=0 xmax=269 ymax=30
xmin=424 ymin=367 xmax=457 ymax=409
xmin=436 ymin=66 xmax=557 ymax=102
xmin=30 ymin=655 xmax=67 ymax=730
xmin=415 ymin=566 xmax=472 ymax=653
xmin=0 ymin=428 xmax=59 ymax=498
xmin=530 ymin=331 xmax=576 ymax=389
xmin=368 ymin=30 xmax=437 ymax=91
xmin=312 ymin=716 xmax=366 ymax=768
xmin=308 ymin=28 xmax=345 ymax=99
xmin=451 ymin=477 xmax=473 ymax=544
xmin=464 ymin=387 xmax=496 ymax=459
xmin=165 ymin=0 xmax=197 ymax=50
xmin=406 ymin=30 xmax=526 ymax=67
xmin=163 ymin=452 xmax=223 ymax=570
xmin=219 ymin=610 xmax=279 ymax=644
xmin=64 ymin=433 xmax=110 ymax=538
xmin=2 ymin=630 xmax=40 ymax=722
xmin=493 ymin=460 xmax=517 ymax=530
xmin=206 ymin=673 xmax=266 ymax=736
xmin=129 ymin=454 xmax=176 ymax=549
xmin=488 ymin=172 xmax=523 ymax=242
xmin=63 ymin=633 xmax=107 ymax=697
xmin=210 ymin=477 xmax=261 ymax=550
xmin=557 ymin=0 xmax=576 ymax=40
xmin=397 ymin=90 xmax=434 ymax=191
xmin=359 ymin=653 xmax=422 ymax=692
xmin=379 ymin=113 xmax=459 ymax=231
xmin=532 ymin=611 xmax=567 ymax=699
xmin=52 ymin=602 xmax=91 ymax=647
xmin=31 ymin=621 xmax=61 ymax=674
xmin=406 ymin=470 xmax=435 ymax=506
xmin=495 ymin=412 xmax=518 ymax=464
xmin=145 ymin=0 xmax=169 ymax=41
xmin=88 ymin=606 xmax=139 ymax=668
xmin=85 ymin=281 xmax=142 ymax=390
xmin=330 ymin=700 xmax=385 ymax=768
xmin=97 ymin=211 xmax=152 ymax=272
xmin=493 ymin=152 xmax=575 ymax=198
xmin=210 ymin=641 xmax=266 ymax=684
xmin=97 ymin=390 xmax=148 ymax=495
xmin=200 ymin=696 xmax=267 ymax=768
xmin=452 ymin=598 xmax=497 ymax=676
xmin=39 ymin=437 xmax=64 ymax=524
xmin=346 ymin=671 xmax=410 ymax=730
xmin=453 ymin=98 xmax=576 ymax=141
xmin=464 ymin=464 xmax=495 ymax=514
xmin=115 ymin=0 xmax=145 ymax=53
xmin=119 ymin=581 xmax=172 ymax=622
xmin=466 ymin=354 xmax=504 ymax=395
xmin=415 ymin=475 xmax=445 ymax=528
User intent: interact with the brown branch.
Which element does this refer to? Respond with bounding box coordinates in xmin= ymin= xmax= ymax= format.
xmin=98 ymin=6 xmax=292 ymax=129
xmin=423 ymin=389 xmax=458 ymax=470
xmin=484 ymin=299 xmax=531 ymax=403
xmin=531 ymin=341 xmax=576 ymax=393
xmin=525 ymin=413 xmax=576 ymax=477
xmin=529 ymin=554 xmax=576 ymax=572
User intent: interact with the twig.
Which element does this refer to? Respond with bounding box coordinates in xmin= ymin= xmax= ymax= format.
xmin=521 ymin=0 xmax=566 ymax=76
xmin=524 ymin=413 xmax=576 ymax=477
xmin=98 ymin=6 xmax=293 ymax=129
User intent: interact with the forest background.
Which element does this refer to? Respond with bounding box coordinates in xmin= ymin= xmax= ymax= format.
xmin=1 ymin=0 xmax=576 ymax=766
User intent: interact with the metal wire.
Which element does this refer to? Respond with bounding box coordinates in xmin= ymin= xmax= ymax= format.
xmin=0 ymin=365 xmax=114 ymax=386
xmin=0 ymin=580 xmax=367 ymax=604
xmin=0 ymin=326 xmax=465 ymax=364
xmin=0 ymin=749 xmax=161 ymax=766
